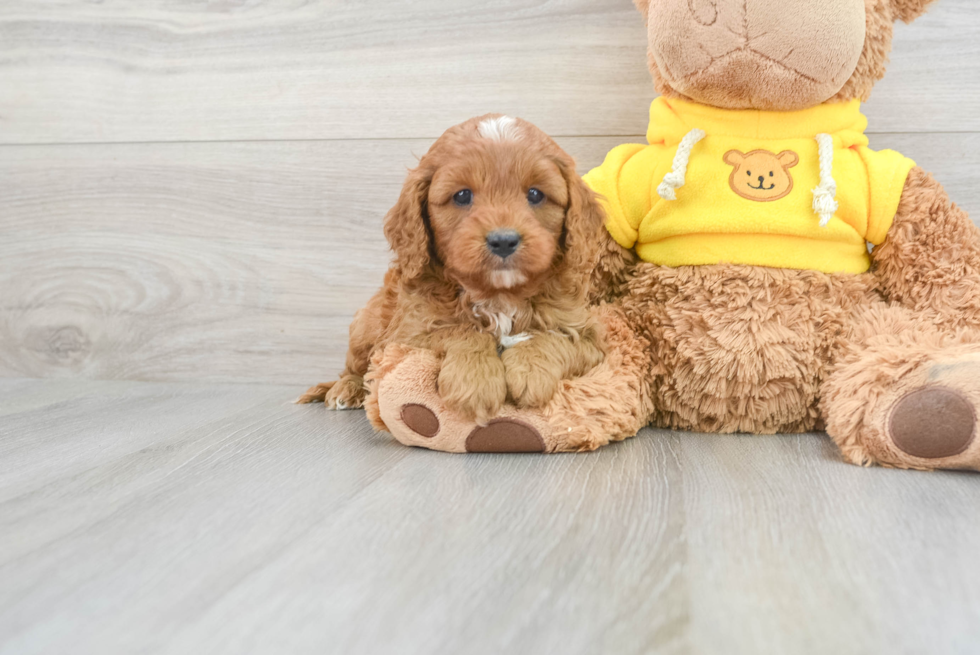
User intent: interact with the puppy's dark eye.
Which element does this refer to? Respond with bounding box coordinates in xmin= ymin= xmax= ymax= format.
xmin=453 ymin=189 xmax=473 ymax=206
xmin=527 ymin=188 xmax=545 ymax=205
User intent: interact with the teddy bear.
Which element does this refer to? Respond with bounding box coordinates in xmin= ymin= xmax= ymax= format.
xmin=358 ymin=0 xmax=980 ymax=471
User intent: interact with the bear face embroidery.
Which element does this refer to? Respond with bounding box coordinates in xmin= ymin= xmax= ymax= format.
xmin=723 ymin=149 xmax=800 ymax=202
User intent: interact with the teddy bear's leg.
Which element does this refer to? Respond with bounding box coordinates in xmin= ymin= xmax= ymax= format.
xmin=822 ymin=302 xmax=980 ymax=471
xmin=363 ymin=305 xmax=653 ymax=453
xmin=824 ymin=165 xmax=980 ymax=470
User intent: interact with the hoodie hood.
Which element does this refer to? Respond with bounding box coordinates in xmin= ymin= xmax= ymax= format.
xmin=647 ymin=97 xmax=870 ymax=149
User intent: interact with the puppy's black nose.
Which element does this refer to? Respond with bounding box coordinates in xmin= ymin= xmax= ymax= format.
xmin=486 ymin=229 xmax=521 ymax=259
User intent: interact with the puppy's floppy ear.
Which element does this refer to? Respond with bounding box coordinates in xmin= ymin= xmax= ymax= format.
xmin=890 ymin=0 xmax=937 ymax=23
xmin=554 ymin=156 xmax=607 ymax=295
xmin=384 ymin=165 xmax=433 ymax=281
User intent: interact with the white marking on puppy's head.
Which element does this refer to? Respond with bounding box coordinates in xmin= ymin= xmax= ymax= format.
xmin=478 ymin=115 xmax=521 ymax=142
xmin=489 ymin=269 xmax=527 ymax=289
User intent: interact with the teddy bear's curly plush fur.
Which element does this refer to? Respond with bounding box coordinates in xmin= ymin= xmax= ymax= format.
xmin=343 ymin=0 xmax=980 ymax=471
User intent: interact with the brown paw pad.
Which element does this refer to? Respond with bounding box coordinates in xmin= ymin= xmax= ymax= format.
xmin=465 ymin=419 xmax=545 ymax=453
xmin=888 ymin=386 xmax=977 ymax=459
xmin=400 ymin=404 xmax=440 ymax=438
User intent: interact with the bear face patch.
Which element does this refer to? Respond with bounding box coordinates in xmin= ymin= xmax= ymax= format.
xmin=724 ymin=149 xmax=799 ymax=202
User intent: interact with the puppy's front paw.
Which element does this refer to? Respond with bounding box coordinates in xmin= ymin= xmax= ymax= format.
xmin=299 ymin=375 xmax=366 ymax=409
xmin=297 ymin=381 xmax=334 ymax=404
xmin=502 ymin=347 xmax=560 ymax=409
xmin=438 ymin=351 xmax=507 ymax=423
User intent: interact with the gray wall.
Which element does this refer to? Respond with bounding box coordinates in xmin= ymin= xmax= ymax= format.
xmin=1 ymin=0 xmax=978 ymax=384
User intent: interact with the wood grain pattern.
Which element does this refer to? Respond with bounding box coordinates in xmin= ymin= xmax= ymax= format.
xmin=2 ymin=133 xmax=978 ymax=385
xmin=0 ymin=0 xmax=976 ymax=145
xmin=0 ymin=136 xmax=625 ymax=384
xmin=679 ymin=433 xmax=980 ymax=655
xmin=1 ymin=379 xmax=978 ymax=654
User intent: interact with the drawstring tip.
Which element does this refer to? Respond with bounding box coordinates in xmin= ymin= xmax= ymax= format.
xmin=657 ymin=128 xmax=706 ymax=201
xmin=812 ymin=186 xmax=838 ymax=229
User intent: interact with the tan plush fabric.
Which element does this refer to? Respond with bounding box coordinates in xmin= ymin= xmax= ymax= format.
xmin=620 ymin=263 xmax=876 ymax=434
xmin=636 ymin=0 xmax=938 ymax=109
xmin=641 ymin=0 xmax=867 ymax=110
xmin=872 ymin=167 xmax=980 ymax=331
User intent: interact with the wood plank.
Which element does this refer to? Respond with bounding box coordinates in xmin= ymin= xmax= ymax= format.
xmin=0 ymin=0 xmax=976 ymax=145
xmin=678 ymin=432 xmax=980 ymax=655
xmin=1 ymin=379 xmax=979 ymax=653
xmin=0 ymin=380 xmax=687 ymax=655
xmin=0 ymin=377 xmax=139 ymax=417
xmin=2 ymin=133 xmax=978 ymax=385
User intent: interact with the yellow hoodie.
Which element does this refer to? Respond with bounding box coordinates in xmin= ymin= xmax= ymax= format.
xmin=583 ymin=97 xmax=916 ymax=274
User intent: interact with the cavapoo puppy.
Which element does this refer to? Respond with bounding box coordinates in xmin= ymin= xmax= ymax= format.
xmin=299 ymin=114 xmax=606 ymax=423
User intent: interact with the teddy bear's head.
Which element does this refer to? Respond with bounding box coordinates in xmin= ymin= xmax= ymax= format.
xmin=633 ymin=0 xmax=936 ymax=111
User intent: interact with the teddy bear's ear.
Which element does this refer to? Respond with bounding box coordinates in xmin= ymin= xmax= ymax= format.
xmin=633 ymin=0 xmax=650 ymax=19
xmin=777 ymin=151 xmax=800 ymax=169
xmin=890 ymin=0 xmax=937 ymax=23
xmin=723 ymin=150 xmax=745 ymax=167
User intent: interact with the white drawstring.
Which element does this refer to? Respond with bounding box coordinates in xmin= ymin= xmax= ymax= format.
xmin=658 ymin=128 xmax=706 ymax=200
xmin=812 ymin=133 xmax=838 ymax=227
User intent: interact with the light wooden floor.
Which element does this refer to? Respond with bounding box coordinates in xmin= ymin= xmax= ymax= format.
xmin=2 ymin=378 xmax=979 ymax=655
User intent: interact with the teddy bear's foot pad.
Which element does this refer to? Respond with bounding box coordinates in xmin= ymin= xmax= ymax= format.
xmin=888 ymin=387 xmax=976 ymax=459
xmin=398 ymin=402 xmax=545 ymax=453
xmin=873 ymin=351 xmax=980 ymax=470
xmin=465 ymin=419 xmax=545 ymax=453
xmin=372 ymin=345 xmax=558 ymax=453
xmin=400 ymin=404 xmax=440 ymax=438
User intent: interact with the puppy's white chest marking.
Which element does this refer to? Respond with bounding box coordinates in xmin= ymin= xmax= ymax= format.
xmin=499 ymin=331 xmax=532 ymax=349
xmin=473 ymin=304 xmax=531 ymax=350
xmin=492 ymin=311 xmax=531 ymax=349
xmin=489 ymin=269 xmax=527 ymax=289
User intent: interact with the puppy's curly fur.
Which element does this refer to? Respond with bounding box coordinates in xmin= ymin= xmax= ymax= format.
xmin=299 ymin=115 xmax=607 ymax=422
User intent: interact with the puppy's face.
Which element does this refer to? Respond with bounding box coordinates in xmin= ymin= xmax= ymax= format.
xmin=425 ymin=117 xmax=570 ymax=296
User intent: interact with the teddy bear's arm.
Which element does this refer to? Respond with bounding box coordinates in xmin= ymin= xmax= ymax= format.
xmin=588 ymin=228 xmax=638 ymax=305
xmin=871 ymin=166 xmax=980 ymax=331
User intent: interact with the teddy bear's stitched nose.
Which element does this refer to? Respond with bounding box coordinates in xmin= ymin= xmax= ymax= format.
xmin=758 ymin=175 xmax=766 ymax=184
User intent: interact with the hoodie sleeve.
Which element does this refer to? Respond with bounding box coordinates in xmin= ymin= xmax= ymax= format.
xmin=583 ymin=143 xmax=651 ymax=250
xmin=857 ymin=147 xmax=916 ymax=245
